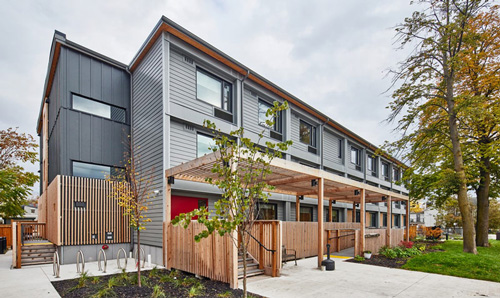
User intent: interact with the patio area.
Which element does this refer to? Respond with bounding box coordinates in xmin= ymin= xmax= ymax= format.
xmin=243 ymin=257 xmax=500 ymax=298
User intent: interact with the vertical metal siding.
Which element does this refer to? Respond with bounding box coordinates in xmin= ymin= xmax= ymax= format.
xmin=132 ymin=37 xmax=164 ymax=247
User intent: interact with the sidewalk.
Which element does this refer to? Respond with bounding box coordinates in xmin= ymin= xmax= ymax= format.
xmin=0 ymin=250 xmax=159 ymax=297
xmin=245 ymin=257 xmax=500 ymax=298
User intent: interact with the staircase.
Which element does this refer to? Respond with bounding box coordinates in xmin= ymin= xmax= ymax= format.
xmin=21 ymin=242 xmax=56 ymax=266
xmin=238 ymin=252 xmax=264 ymax=279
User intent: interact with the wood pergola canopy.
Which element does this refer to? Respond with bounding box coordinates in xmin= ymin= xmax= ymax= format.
xmin=165 ymin=150 xmax=409 ymax=203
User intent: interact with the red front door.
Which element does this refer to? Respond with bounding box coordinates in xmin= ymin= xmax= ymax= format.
xmin=171 ymin=195 xmax=208 ymax=219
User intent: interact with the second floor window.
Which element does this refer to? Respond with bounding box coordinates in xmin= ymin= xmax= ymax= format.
xmin=382 ymin=162 xmax=390 ymax=181
xmin=299 ymin=120 xmax=316 ymax=147
xmin=197 ymin=133 xmax=215 ymax=157
xmin=393 ymin=167 xmax=400 ymax=182
xmin=258 ymin=100 xmax=282 ymax=134
xmin=72 ymin=94 xmax=126 ymax=123
xmin=367 ymin=155 xmax=377 ymax=176
xmin=72 ymin=161 xmax=122 ymax=180
xmin=350 ymin=146 xmax=361 ymax=170
xmin=196 ymin=69 xmax=232 ymax=112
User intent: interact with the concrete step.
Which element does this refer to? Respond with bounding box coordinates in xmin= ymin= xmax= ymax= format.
xmin=238 ymin=268 xmax=265 ymax=279
xmin=238 ymin=262 xmax=259 ymax=270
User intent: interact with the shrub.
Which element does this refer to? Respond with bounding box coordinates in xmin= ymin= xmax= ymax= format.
xmin=152 ymin=285 xmax=166 ymax=298
xmin=379 ymin=244 xmax=422 ymax=259
xmin=400 ymin=241 xmax=414 ymax=248
xmin=425 ymin=227 xmax=442 ymax=240
xmin=354 ymin=255 xmax=365 ymax=262
xmin=91 ymin=287 xmax=116 ymax=298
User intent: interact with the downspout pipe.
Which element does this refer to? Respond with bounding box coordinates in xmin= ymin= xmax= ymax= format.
xmin=320 ymin=117 xmax=330 ymax=170
xmin=238 ymin=70 xmax=250 ymax=146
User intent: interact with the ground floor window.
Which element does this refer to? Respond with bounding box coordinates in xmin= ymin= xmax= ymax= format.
xmin=370 ymin=212 xmax=377 ymax=227
xmin=257 ymin=202 xmax=277 ymax=220
xmin=382 ymin=213 xmax=387 ymax=227
xmin=394 ymin=214 xmax=401 ymax=227
xmin=402 ymin=215 xmax=407 ymax=227
xmin=326 ymin=208 xmax=340 ymax=222
xmin=300 ymin=206 xmax=313 ymax=222
xmin=355 ymin=210 xmax=360 ymax=223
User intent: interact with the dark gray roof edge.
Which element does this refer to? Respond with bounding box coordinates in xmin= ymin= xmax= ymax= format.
xmin=129 ymin=16 xmax=406 ymax=166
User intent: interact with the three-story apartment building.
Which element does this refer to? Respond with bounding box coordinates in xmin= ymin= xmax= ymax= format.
xmin=37 ymin=17 xmax=408 ymax=265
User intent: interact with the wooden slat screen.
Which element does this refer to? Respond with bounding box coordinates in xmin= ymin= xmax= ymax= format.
xmin=167 ymin=221 xmax=235 ymax=285
xmin=46 ymin=176 xmax=60 ymax=245
xmin=247 ymin=220 xmax=281 ymax=276
xmin=282 ymin=222 xmax=360 ymax=259
xmin=391 ymin=229 xmax=404 ymax=246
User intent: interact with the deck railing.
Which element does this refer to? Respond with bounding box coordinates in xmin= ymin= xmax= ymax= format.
xmin=247 ymin=220 xmax=281 ymax=277
xmin=21 ymin=223 xmax=47 ymax=244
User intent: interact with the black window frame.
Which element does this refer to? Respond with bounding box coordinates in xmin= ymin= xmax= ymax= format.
xmin=393 ymin=167 xmax=400 ymax=182
xmin=299 ymin=206 xmax=314 ymax=222
xmin=196 ymin=132 xmax=215 ymax=158
xmin=71 ymin=161 xmax=123 ymax=180
xmin=350 ymin=146 xmax=361 ymax=170
xmin=256 ymin=202 xmax=278 ymax=220
xmin=367 ymin=155 xmax=377 ymax=177
xmin=299 ymin=119 xmax=317 ymax=148
xmin=258 ymin=99 xmax=283 ymax=135
xmin=196 ymin=68 xmax=233 ymax=113
xmin=381 ymin=162 xmax=390 ymax=181
xmin=71 ymin=93 xmax=126 ymax=124
xmin=370 ymin=212 xmax=377 ymax=227
xmin=382 ymin=213 xmax=387 ymax=227
xmin=338 ymin=138 xmax=343 ymax=159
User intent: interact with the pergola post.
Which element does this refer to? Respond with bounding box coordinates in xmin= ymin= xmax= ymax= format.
xmin=387 ymin=196 xmax=392 ymax=247
xmin=352 ymin=202 xmax=356 ymax=222
xmin=317 ymin=178 xmax=324 ymax=268
xmin=328 ymin=199 xmax=333 ymax=222
xmin=164 ymin=180 xmax=172 ymax=269
xmin=296 ymin=195 xmax=300 ymax=222
xmin=360 ymin=189 xmax=365 ymax=253
xmin=405 ymin=200 xmax=410 ymax=241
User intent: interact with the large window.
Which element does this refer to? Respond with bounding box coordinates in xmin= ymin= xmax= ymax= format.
xmin=196 ymin=69 xmax=232 ymax=112
xmin=367 ymin=155 xmax=377 ymax=176
xmin=350 ymin=146 xmax=361 ymax=170
xmin=394 ymin=214 xmax=401 ymax=227
xmin=300 ymin=206 xmax=313 ymax=222
xmin=72 ymin=94 xmax=126 ymax=123
xmin=299 ymin=120 xmax=316 ymax=147
xmin=338 ymin=139 xmax=343 ymax=158
xmin=257 ymin=203 xmax=277 ymax=220
xmin=258 ymin=99 xmax=283 ymax=135
xmin=72 ymin=161 xmax=120 ymax=180
xmin=327 ymin=208 xmax=340 ymax=222
xmin=393 ymin=167 xmax=400 ymax=182
xmin=197 ymin=133 xmax=214 ymax=157
xmin=370 ymin=212 xmax=378 ymax=227
xmin=382 ymin=162 xmax=390 ymax=181
xmin=382 ymin=213 xmax=387 ymax=227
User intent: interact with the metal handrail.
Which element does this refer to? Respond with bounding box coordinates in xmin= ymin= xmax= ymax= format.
xmin=52 ymin=251 xmax=60 ymax=278
xmin=76 ymin=250 xmax=85 ymax=274
xmin=134 ymin=247 xmax=146 ymax=268
xmin=328 ymin=233 xmax=356 ymax=241
xmin=244 ymin=230 xmax=275 ymax=253
xmin=117 ymin=248 xmax=127 ymax=269
xmin=98 ymin=249 xmax=107 ymax=273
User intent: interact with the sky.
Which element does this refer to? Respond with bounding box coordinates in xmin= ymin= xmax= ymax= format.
xmin=0 ymin=0 xmax=417 ymax=195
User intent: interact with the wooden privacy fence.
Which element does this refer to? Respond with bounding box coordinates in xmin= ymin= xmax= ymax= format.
xmin=167 ymin=221 xmax=236 ymax=286
xmin=40 ymin=175 xmax=131 ymax=246
xmin=282 ymin=222 xmax=360 ymax=259
xmin=247 ymin=221 xmax=281 ymax=277
xmin=0 ymin=224 xmax=12 ymax=248
xmin=364 ymin=228 xmax=405 ymax=255
xmin=20 ymin=223 xmax=46 ymax=243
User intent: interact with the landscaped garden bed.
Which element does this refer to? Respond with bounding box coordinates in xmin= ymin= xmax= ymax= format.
xmin=52 ymin=267 xmax=263 ymax=298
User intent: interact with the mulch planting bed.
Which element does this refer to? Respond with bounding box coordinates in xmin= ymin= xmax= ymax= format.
xmin=52 ymin=268 xmax=264 ymax=298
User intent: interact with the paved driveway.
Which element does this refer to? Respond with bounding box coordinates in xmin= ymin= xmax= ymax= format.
xmin=244 ymin=257 xmax=500 ymax=298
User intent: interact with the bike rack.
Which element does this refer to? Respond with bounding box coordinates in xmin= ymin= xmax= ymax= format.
xmin=97 ymin=249 xmax=107 ymax=273
xmin=52 ymin=251 xmax=60 ymax=278
xmin=76 ymin=250 xmax=85 ymax=275
xmin=117 ymin=248 xmax=127 ymax=270
xmin=134 ymin=247 xmax=146 ymax=268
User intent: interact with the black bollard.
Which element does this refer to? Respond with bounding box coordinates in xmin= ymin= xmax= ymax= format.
xmin=321 ymin=244 xmax=335 ymax=271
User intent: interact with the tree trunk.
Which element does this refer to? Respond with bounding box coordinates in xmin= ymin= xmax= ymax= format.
xmin=137 ymin=229 xmax=141 ymax=287
xmin=476 ymin=154 xmax=491 ymax=247
xmin=242 ymin=230 xmax=247 ymax=298
xmin=445 ymin=63 xmax=477 ymax=254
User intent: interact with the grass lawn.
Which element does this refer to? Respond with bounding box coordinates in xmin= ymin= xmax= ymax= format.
xmin=403 ymin=240 xmax=500 ymax=282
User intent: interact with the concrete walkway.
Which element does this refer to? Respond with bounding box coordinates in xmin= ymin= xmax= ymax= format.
xmin=0 ymin=250 xmax=158 ymax=297
xmin=245 ymin=257 xmax=500 ymax=298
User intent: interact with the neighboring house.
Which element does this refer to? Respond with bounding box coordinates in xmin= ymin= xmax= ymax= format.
xmin=410 ymin=201 xmax=437 ymax=227
xmin=36 ymin=17 xmax=409 ymax=266
xmin=2 ymin=204 xmax=38 ymax=224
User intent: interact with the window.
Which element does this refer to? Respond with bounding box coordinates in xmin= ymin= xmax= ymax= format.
xmin=382 ymin=213 xmax=387 ymax=227
xmin=338 ymin=139 xmax=343 ymax=158
xmin=350 ymin=146 xmax=361 ymax=170
xmin=403 ymin=215 xmax=407 ymax=227
xmin=258 ymin=99 xmax=283 ymax=134
xmin=393 ymin=167 xmax=400 ymax=182
xmin=196 ymin=69 xmax=232 ymax=112
xmin=367 ymin=155 xmax=377 ymax=176
xmin=72 ymin=94 xmax=126 ymax=123
xmin=257 ymin=203 xmax=277 ymax=220
xmin=382 ymin=162 xmax=390 ymax=181
xmin=197 ymin=133 xmax=215 ymax=157
xmin=326 ymin=208 xmax=340 ymax=222
xmin=356 ymin=210 xmax=360 ymax=223
xmin=300 ymin=206 xmax=313 ymax=222
xmin=394 ymin=214 xmax=401 ymax=227
xmin=299 ymin=120 xmax=316 ymax=147
xmin=72 ymin=161 xmax=120 ymax=179
xmin=370 ymin=212 xmax=377 ymax=227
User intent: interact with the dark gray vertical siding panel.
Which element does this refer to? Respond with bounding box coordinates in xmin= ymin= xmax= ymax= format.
xmin=111 ymin=68 xmax=122 ymax=107
xmin=80 ymin=114 xmax=91 ymax=161
xmin=324 ymin=130 xmax=341 ymax=164
xmin=170 ymin=121 xmax=196 ymax=167
xmin=90 ymin=59 xmax=102 ymax=100
xmin=66 ymin=110 xmax=80 ymax=162
xmin=101 ymin=64 xmax=112 ymax=103
xmin=169 ymin=49 xmax=212 ymax=115
xmin=90 ymin=117 xmax=102 ymax=164
xmin=132 ymin=37 xmax=163 ymax=247
xmin=80 ymin=55 xmax=91 ymax=97
xmin=67 ymin=49 xmax=80 ymax=99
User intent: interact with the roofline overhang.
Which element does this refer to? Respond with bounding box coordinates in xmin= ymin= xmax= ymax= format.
xmin=129 ymin=16 xmax=407 ymax=168
xmin=36 ymin=31 xmax=128 ymax=135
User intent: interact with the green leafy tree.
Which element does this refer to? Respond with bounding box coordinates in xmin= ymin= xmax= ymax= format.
xmin=386 ymin=0 xmax=491 ymax=253
xmin=488 ymin=199 xmax=500 ymax=231
xmin=107 ymin=142 xmax=153 ymax=287
xmin=173 ymin=101 xmax=291 ymax=297
xmin=0 ymin=128 xmax=38 ymax=219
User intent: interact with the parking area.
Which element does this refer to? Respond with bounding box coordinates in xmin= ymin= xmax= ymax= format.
xmin=244 ymin=257 xmax=500 ymax=298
